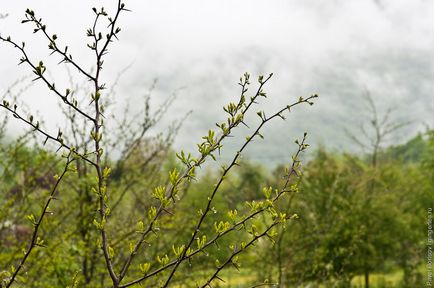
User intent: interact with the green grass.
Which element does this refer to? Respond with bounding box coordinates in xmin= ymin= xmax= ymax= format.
xmin=351 ymin=270 xmax=403 ymax=288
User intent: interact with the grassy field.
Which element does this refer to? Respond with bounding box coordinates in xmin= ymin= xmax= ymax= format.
xmin=351 ymin=270 xmax=402 ymax=288
xmin=199 ymin=266 xmax=423 ymax=288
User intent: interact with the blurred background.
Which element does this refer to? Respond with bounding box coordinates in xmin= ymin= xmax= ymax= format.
xmin=1 ymin=0 xmax=433 ymax=164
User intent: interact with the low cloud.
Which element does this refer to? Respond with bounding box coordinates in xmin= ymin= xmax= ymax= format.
xmin=1 ymin=0 xmax=433 ymax=165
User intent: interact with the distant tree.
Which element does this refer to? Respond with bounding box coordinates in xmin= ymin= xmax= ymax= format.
xmin=249 ymin=99 xmax=431 ymax=287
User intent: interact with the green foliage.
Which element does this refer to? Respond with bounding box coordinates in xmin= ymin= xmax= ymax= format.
xmin=380 ymin=133 xmax=430 ymax=164
xmin=248 ymin=132 xmax=433 ymax=287
xmin=0 ymin=2 xmax=430 ymax=288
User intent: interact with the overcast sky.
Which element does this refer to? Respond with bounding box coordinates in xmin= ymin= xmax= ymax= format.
xmin=1 ymin=0 xmax=433 ymax=165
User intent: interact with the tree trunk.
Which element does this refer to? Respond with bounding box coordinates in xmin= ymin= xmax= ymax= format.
xmin=364 ymin=270 xmax=370 ymax=288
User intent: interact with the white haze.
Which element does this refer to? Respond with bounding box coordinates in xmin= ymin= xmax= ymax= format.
xmin=1 ymin=0 xmax=433 ymax=165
